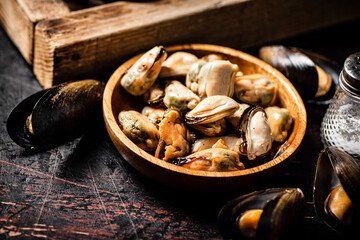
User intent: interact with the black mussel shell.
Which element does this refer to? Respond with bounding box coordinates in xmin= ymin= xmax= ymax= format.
xmin=259 ymin=45 xmax=341 ymax=104
xmin=7 ymin=79 xmax=105 ymax=151
xmin=259 ymin=45 xmax=318 ymax=101
xmin=313 ymin=146 xmax=360 ymax=234
xmin=296 ymin=48 xmax=341 ymax=105
xmin=218 ymin=188 xmax=305 ymax=239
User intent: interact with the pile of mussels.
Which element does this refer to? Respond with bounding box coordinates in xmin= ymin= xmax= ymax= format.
xmin=117 ymin=46 xmax=298 ymax=172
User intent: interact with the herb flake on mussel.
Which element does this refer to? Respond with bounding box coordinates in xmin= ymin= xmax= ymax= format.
xmin=218 ymin=188 xmax=305 ymax=239
xmin=313 ymin=146 xmax=360 ymax=234
xmin=7 ymin=80 xmax=105 ymax=151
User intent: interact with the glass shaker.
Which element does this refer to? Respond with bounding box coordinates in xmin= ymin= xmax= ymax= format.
xmin=321 ymin=52 xmax=360 ymax=159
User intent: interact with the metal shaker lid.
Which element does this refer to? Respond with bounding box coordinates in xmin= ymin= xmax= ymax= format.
xmin=342 ymin=52 xmax=360 ymax=94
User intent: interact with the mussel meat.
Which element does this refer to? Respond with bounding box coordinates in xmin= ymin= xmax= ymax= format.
xmin=264 ymin=106 xmax=293 ymax=143
xmin=238 ymin=106 xmax=272 ymax=161
xmin=163 ymin=80 xmax=201 ymax=111
xmin=226 ymin=103 xmax=250 ymax=130
xmin=313 ymin=146 xmax=360 ymax=234
xmin=7 ymin=80 xmax=105 ymax=151
xmin=155 ymin=109 xmax=189 ymax=161
xmin=185 ymin=95 xmax=239 ymax=125
xmin=170 ymin=145 xmax=245 ymax=172
xmin=188 ymin=118 xmax=228 ymax=137
xmin=142 ymin=82 xmax=165 ymax=107
xmin=185 ymin=59 xmax=207 ymax=93
xmin=191 ymin=135 xmax=242 ymax=153
xmin=234 ymin=74 xmax=276 ymax=106
xmin=159 ymin=51 xmax=198 ymax=78
xmin=141 ymin=106 xmax=165 ymax=125
xmin=197 ymin=60 xmax=239 ymax=98
xmin=120 ymin=46 xmax=167 ymax=96
xmin=118 ymin=110 xmax=160 ymax=151
xmin=218 ymin=188 xmax=305 ymax=239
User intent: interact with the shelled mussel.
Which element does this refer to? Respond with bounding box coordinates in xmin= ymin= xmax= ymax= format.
xmin=7 ymin=79 xmax=105 ymax=151
xmin=313 ymin=146 xmax=360 ymax=234
xmin=259 ymin=45 xmax=341 ymax=104
xmin=218 ymin=188 xmax=305 ymax=239
xmin=116 ymin=46 xmax=295 ymax=172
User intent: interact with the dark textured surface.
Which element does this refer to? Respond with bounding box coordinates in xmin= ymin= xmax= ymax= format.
xmin=1 ymin=20 xmax=360 ymax=239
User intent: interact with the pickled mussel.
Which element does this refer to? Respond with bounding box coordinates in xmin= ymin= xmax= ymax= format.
xmin=191 ymin=135 xmax=241 ymax=153
xmin=163 ymin=80 xmax=201 ymax=111
xmin=185 ymin=96 xmax=239 ymax=137
xmin=218 ymin=188 xmax=305 ymax=239
xmin=185 ymin=59 xmax=207 ymax=93
xmin=159 ymin=51 xmax=198 ymax=78
xmin=185 ymin=54 xmax=229 ymax=93
xmin=226 ymin=103 xmax=251 ymax=130
xmin=313 ymin=146 xmax=360 ymax=234
xmin=238 ymin=106 xmax=272 ymax=161
xmin=185 ymin=96 xmax=239 ymax=125
xmin=118 ymin=110 xmax=160 ymax=151
xmin=197 ymin=60 xmax=239 ymax=98
xmin=7 ymin=80 xmax=105 ymax=151
xmin=264 ymin=106 xmax=293 ymax=143
xmin=170 ymin=141 xmax=245 ymax=172
xmin=234 ymin=74 xmax=276 ymax=106
xmin=141 ymin=106 xmax=165 ymax=125
xmin=155 ymin=109 xmax=189 ymax=161
xmin=259 ymin=45 xmax=341 ymax=104
xmin=120 ymin=46 xmax=167 ymax=96
xmin=142 ymin=82 xmax=165 ymax=107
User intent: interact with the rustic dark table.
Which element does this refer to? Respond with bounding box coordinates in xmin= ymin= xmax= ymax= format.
xmin=1 ymin=20 xmax=360 ymax=239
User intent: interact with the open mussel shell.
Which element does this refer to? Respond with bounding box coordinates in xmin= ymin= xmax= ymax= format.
xmin=218 ymin=188 xmax=305 ymax=239
xmin=313 ymin=146 xmax=360 ymax=234
xmin=259 ymin=45 xmax=341 ymax=105
xmin=7 ymin=79 xmax=105 ymax=151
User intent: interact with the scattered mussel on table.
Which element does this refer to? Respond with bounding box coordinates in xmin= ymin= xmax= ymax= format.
xmin=259 ymin=45 xmax=341 ymax=105
xmin=117 ymin=45 xmax=295 ymax=172
xmin=218 ymin=188 xmax=305 ymax=239
xmin=7 ymin=79 xmax=105 ymax=151
xmin=313 ymin=146 xmax=360 ymax=234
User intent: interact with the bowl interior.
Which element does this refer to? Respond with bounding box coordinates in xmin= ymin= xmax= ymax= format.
xmin=103 ymin=44 xmax=307 ymax=190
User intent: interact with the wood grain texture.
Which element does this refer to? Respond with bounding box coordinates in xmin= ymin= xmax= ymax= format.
xmin=32 ymin=0 xmax=360 ymax=87
xmin=0 ymin=0 xmax=69 ymax=64
xmin=103 ymin=44 xmax=307 ymax=192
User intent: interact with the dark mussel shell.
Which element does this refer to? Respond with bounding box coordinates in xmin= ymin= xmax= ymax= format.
xmin=313 ymin=146 xmax=360 ymax=234
xmin=297 ymin=48 xmax=341 ymax=105
xmin=218 ymin=188 xmax=305 ymax=239
xmin=259 ymin=45 xmax=341 ymax=105
xmin=7 ymin=79 xmax=105 ymax=151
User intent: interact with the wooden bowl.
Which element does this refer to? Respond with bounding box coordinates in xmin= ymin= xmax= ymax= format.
xmin=103 ymin=44 xmax=307 ymax=192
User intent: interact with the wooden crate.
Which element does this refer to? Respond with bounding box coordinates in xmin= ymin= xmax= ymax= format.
xmin=1 ymin=0 xmax=360 ymax=88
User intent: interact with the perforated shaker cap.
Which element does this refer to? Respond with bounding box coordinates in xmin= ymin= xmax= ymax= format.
xmin=342 ymin=51 xmax=360 ymax=95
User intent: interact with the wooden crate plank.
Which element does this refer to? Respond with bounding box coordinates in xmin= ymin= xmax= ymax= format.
xmin=33 ymin=0 xmax=360 ymax=87
xmin=0 ymin=0 xmax=70 ymax=64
